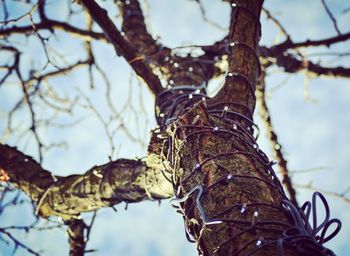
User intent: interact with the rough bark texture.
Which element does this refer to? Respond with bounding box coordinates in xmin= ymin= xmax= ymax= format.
xmin=149 ymin=1 xmax=297 ymax=255
xmin=81 ymin=0 xmax=164 ymax=94
xmin=66 ymin=219 xmax=86 ymax=256
xmin=0 ymin=144 xmax=172 ymax=219
xmin=1 ymin=0 xmax=344 ymax=255
xmin=168 ymin=103 xmax=293 ymax=255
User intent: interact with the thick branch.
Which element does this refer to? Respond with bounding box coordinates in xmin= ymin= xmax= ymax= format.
xmin=0 ymin=1 xmax=227 ymax=89
xmin=80 ymin=0 xmax=163 ymax=95
xmin=117 ymin=0 xmax=163 ymax=56
xmin=117 ymin=0 xmax=222 ymax=87
xmin=0 ymin=144 xmax=172 ymax=220
xmin=270 ymin=31 xmax=350 ymax=56
xmin=262 ymin=49 xmax=350 ymax=78
xmin=0 ymin=144 xmax=54 ymax=201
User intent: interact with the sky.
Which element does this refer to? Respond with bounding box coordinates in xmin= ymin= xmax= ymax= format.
xmin=0 ymin=0 xmax=350 ymax=255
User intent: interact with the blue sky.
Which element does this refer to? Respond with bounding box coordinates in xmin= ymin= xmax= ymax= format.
xmin=0 ymin=0 xmax=349 ymax=255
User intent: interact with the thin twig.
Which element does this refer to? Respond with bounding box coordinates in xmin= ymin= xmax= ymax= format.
xmin=256 ymin=71 xmax=298 ymax=206
xmin=320 ymin=0 xmax=341 ymax=35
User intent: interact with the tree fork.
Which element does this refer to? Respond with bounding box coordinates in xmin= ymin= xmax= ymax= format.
xmin=0 ymin=1 xmax=342 ymax=255
xmin=0 ymin=144 xmax=173 ymax=253
xmin=150 ymin=1 xmax=340 ymax=255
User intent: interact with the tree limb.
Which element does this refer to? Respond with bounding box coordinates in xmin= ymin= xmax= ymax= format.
xmin=117 ymin=0 xmax=222 ymax=88
xmin=295 ymin=183 xmax=350 ymax=205
xmin=320 ymin=0 xmax=341 ymax=35
xmin=24 ymin=60 xmax=91 ymax=88
xmin=261 ymin=49 xmax=350 ymax=78
xmin=65 ymin=218 xmax=87 ymax=256
xmin=0 ymin=19 xmax=107 ymax=42
xmin=80 ymin=0 xmax=163 ymax=95
xmin=262 ymin=7 xmax=290 ymax=40
xmin=117 ymin=0 xmax=164 ymax=56
xmin=0 ymin=144 xmax=172 ymax=220
xmin=269 ymin=31 xmax=350 ymax=56
xmin=256 ymin=71 xmax=298 ymax=206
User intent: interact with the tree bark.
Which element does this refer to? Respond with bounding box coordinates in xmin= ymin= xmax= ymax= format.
xmin=150 ymin=1 xmax=336 ymax=255
xmin=152 ymin=0 xmax=295 ymax=252
xmin=0 ymin=144 xmax=172 ymax=254
xmin=0 ymin=0 xmax=342 ymax=255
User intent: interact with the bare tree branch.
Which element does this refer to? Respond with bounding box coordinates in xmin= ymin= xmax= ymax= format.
xmin=262 ymin=7 xmax=290 ymax=40
xmin=16 ymin=70 xmax=44 ymax=163
xmin=0 ymin=19 xmax=107 ymax=42
xmin=269 ymin=31 xmax=350 ymax=55
xmin=24 ymin=60 xmax=91 ymax=88
xmin=296 ymin=183 xmax=350 ymax=205
xmin=320 ymin=0 xmax=341 ymax=35
xmin=65 ymin=218 xmax=87 ymax=256
xmin=116 ymin=0 xmax=222 ymax=88
xmin=117 ymin=0 xmax=164 ymax=56
xmin=80 ymin=0 xmax=163 ymax=95
xmin=190 ymin=0 xmax=228 ymax=31
xmin=0 ymin=228 xmax=41 ymax=256
xmin=0 ymin=45 xmax=20 ymax=86
xmin=0 ymin=144 xmax=172 ymax=220
xmin=256 ymin=71 xmax=298 ymax=206
xmin=0 ymin=1 xmax=346 ymax=255
xmin=261 ymin=49 xmax=350 ymax=78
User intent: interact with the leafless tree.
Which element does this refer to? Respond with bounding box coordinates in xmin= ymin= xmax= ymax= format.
xmin=0 ymin=0 xmax=349 ymax=255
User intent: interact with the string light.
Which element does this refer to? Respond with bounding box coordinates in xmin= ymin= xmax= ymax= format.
xmin=221 ymin=106 xmax=228 ymax=118
xmin=191 ymin=115 xmax=200 ymax=125
xmin=2 ymin=1 xmax=340 ymax=254
xmin=154 ymin=80 xmax=340 ymax=254
xmin=240 ymin=203 xmax=247 ymax=214
xmin=152 ymin=4 xmax=340 ymax=254
xmin=256 ymin=236 xmax=264 ymax=246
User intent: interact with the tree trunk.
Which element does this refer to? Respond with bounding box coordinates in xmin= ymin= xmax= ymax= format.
xmin=149 ymin=1 xmax=337 ymax=255
xmin=0 ymin=0 xmax=341 ymax=255
xmin=150 ymin=0 xmax=295 ymax=252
